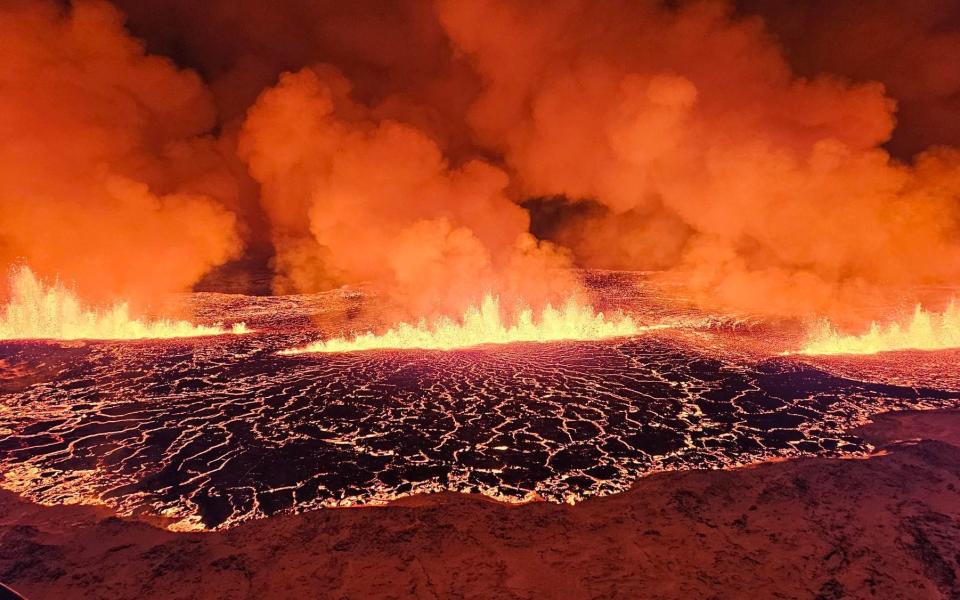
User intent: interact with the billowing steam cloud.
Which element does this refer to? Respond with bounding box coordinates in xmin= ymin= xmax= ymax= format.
xmin=0 ymin=0 xmax=241 ymax=306
xmin=437 ymin=0 xmax=960 ymax=322
xmin=2 ymin=0 xmax=960 ymax=325
xmin=738 ymin=0 xmax=960 ymax=158
xmin=238 ymin=67 xmax=575 ymax=316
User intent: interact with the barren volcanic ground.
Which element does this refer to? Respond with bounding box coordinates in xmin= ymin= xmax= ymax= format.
xmin=1 ymin=272 xmax=958 ymax=532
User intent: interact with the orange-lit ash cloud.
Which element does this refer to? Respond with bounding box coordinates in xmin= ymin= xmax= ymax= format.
xmin=238 ymin=67 xmax=577 ymax=317
xmin=2 ymin=0 xmax=960 ymax=336
xmin=738 ymin=0 xmax=960 ymax=158
xmin=0 ymin=0 xmax=241 ymax=307
xmin=436 ymin=0 xmax=960 ymax=323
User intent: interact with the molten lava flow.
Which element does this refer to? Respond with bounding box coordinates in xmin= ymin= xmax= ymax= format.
xmin=282 ymin=295 xmax=651 ymax=354
xmin=797 ymin=300 xmax=960 ymax=355
xmin=0 ymin=267 xmax=248 ymax=341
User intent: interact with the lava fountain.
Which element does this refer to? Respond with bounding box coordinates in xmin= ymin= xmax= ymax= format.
xmin=796 ymin=300 xmax=960 ymax=355
xmin=0 ymin=266 xmax=248 ymax=341
xmin=281 ymin=294 xmax=652 ymax=354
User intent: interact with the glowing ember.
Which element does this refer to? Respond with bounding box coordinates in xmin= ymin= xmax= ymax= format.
xmin=797 ymin=300 xmax=960 ymax=355
xmin=0 ymin=266 xmax=248 ymax=341
xmin=282 ymin=294 xmax=650 ymax=354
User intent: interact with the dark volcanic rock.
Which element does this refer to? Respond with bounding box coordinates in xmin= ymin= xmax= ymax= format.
xmin=0 ymin=331 xmax=957 ymax=529
xmin=0 ymin=410 xmax=959 ymax=599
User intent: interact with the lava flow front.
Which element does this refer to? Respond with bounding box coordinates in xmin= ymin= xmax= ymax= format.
xmin=281 ymin=294 xmax=648 ymax=354
xmin=0 ymin=267 xmax=248 ymax=341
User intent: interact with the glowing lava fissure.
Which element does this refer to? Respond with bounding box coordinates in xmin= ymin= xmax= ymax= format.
xmin=281 ymin=294 xmax=655 ymax=354
xmin=0 ymin=266 xmax=249 ymax=341
xmin=797 ymin=300 xmax=960 ymax=356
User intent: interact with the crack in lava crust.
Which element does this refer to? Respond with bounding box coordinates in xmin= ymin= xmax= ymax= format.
xmin=0 ymin=274 xmax=958 ymax=531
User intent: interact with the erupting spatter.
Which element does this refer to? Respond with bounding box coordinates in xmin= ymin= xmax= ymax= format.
xmin=281 ymin=294 xmax=647 ymax=354
xmin=0 ymin=266 xmax=249 ymax=341
xmin=797 ymin=300 xmax=960 ymax=355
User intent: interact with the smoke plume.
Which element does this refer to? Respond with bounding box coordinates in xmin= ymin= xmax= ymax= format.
xmin=0 ymin=0 xmax=241 ymax=306
xmin=737 ymin=0 xmax=960 ymax=158
xmin=3 ymin=0 xmax=960 ymax=325
xmin=437 ymin=0 xmax=960 ymax=321
xmin=238 ymin=67 xmax=575 ymax=316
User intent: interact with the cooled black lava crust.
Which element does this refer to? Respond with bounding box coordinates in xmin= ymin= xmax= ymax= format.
xmin=1 ymin=327 xmax=956 ymax=529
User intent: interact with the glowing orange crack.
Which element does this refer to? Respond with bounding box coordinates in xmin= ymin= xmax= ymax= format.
xmin=0 ymin=266 xmax=248 ymax=341
xmin=281 ymin=294 xmax=659 ymax=354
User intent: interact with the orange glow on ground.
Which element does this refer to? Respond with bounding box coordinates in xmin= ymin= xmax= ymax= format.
xmin=281 ymin=295 xmax=655 ymax=354
xmin=0 ymin=266 xmax=248 ymax=341
xmin=797 ymin=300 xmax=960 ymax=355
